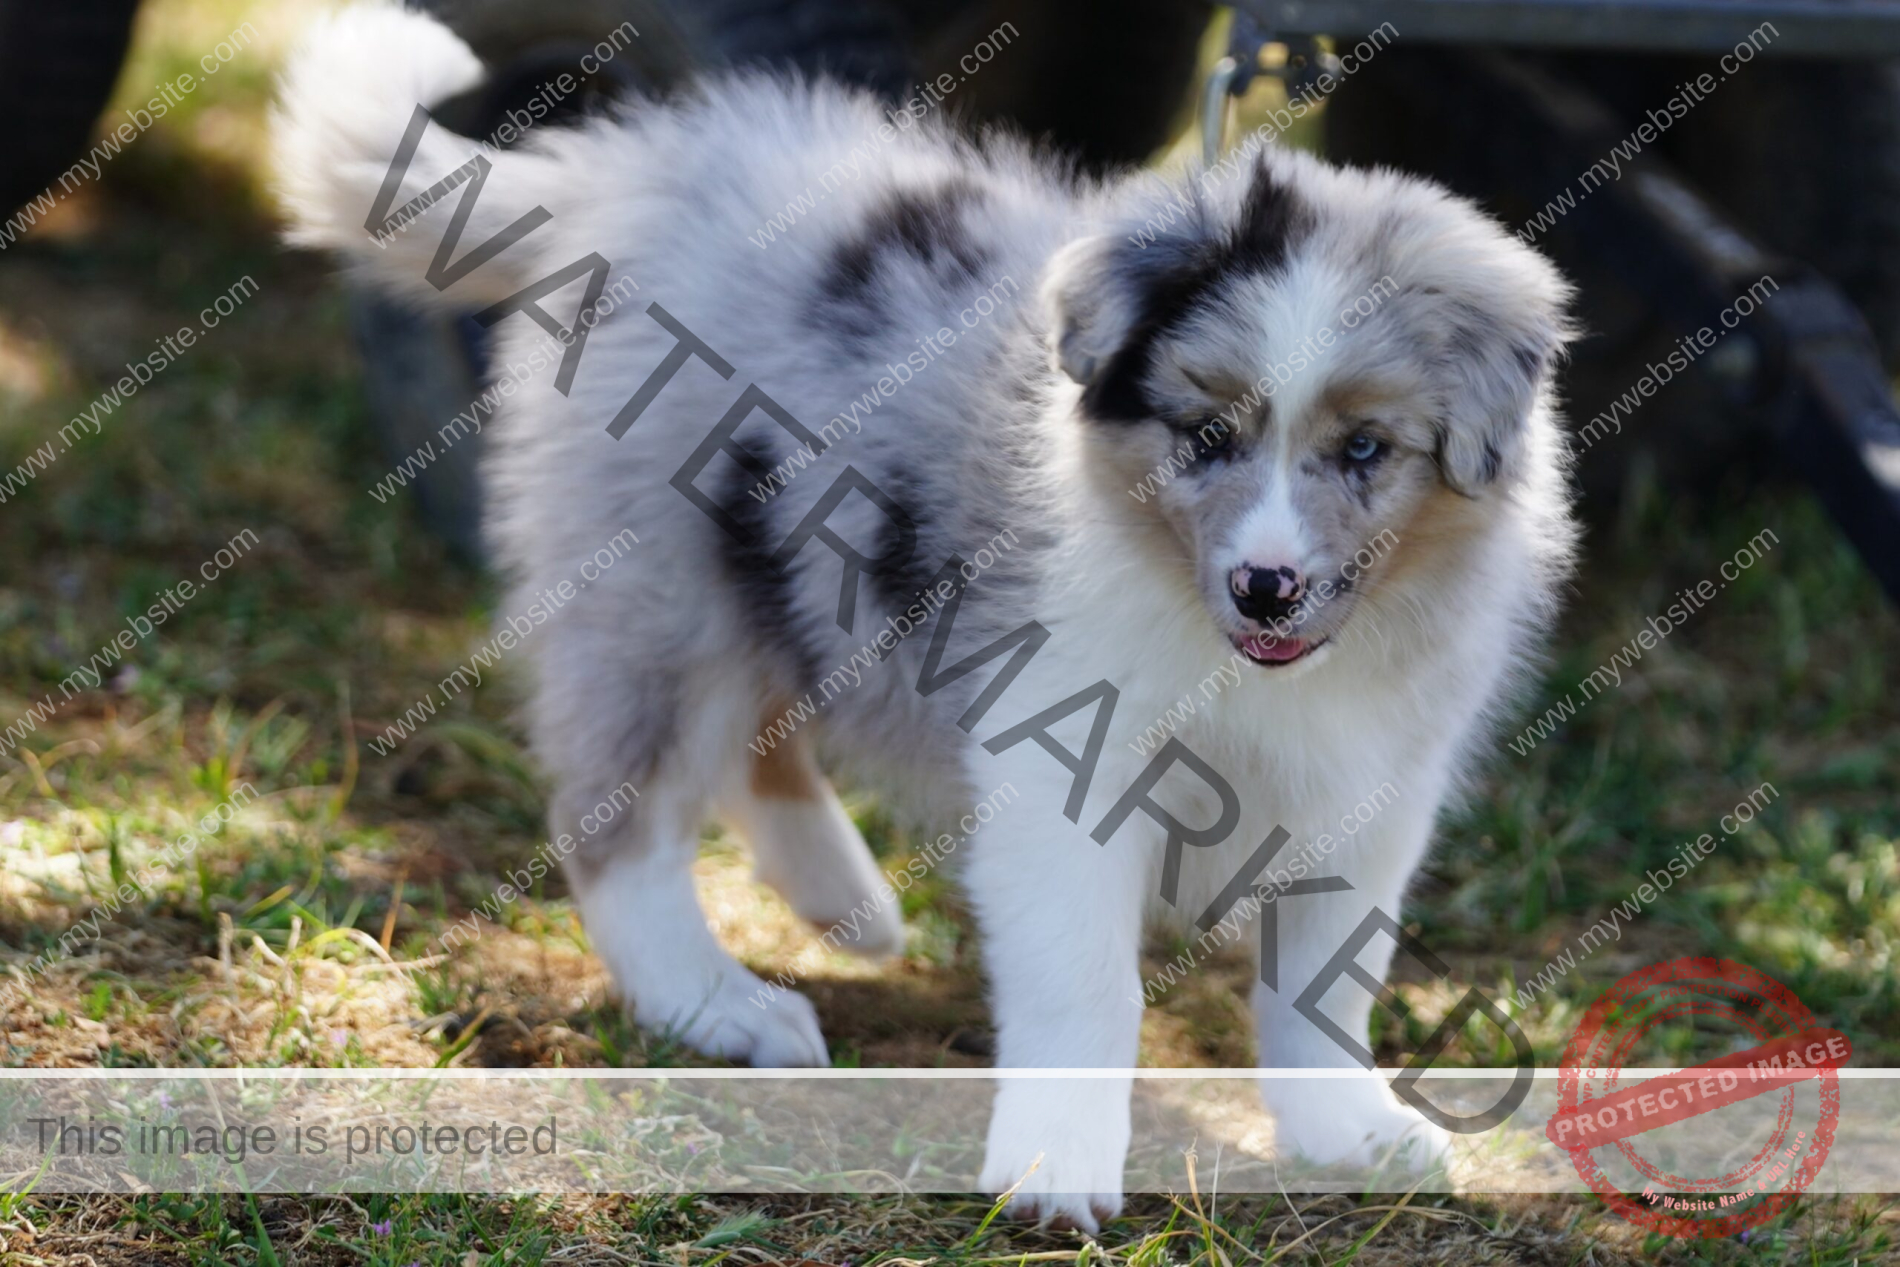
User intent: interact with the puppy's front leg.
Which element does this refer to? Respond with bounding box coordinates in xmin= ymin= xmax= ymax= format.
xmin=969 ymin=791 xmax=1148 ymax=1233
xmin=1253 ymin=802 xmax=1452 ymax=1170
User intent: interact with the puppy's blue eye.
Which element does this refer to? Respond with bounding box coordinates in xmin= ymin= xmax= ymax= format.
xmin=1344 ymin=432 xmax=1383 ymax=463
xmin=1195 ymin=417 xmax=1238 ymax=457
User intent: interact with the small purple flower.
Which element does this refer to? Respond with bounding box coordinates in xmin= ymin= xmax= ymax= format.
xmin=370 ymin=1218 xmax=393 ymax=1237
xmin=155 ymin=1091 xmax=173 ymax=1109
xmin=1740 ymin=1229 xmax=1753 ymax=1243
xmin=685 ymin=1141 xmax=700 ymax=1155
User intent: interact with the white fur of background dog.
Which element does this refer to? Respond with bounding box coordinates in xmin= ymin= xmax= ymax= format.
xmin=275 ymin=2 xmax=1576 ymax=1230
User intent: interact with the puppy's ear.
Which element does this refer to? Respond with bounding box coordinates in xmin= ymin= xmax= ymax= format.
xmin=1041 ymin=222 xmax=1209 ymax=415
xmin=1042 ymin=235 xmax=1148 ymax=388
xmin=1045 ymin=158 xmax=1301 ymax=415
xmin=1416 ymin=241 xmax=1573 ymax=496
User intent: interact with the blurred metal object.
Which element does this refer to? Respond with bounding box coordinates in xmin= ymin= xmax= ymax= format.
xmin=1201 ymin=56 xmax=1244 ymax=162
xmin=1233 ymin=0 xmax=1900 ymax=58
xmin=1201 ymin=11 xmax=1338 ymax=162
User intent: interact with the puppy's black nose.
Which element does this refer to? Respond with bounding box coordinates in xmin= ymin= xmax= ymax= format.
xmin=1231 ymin=564 xmax=1306 ymax=623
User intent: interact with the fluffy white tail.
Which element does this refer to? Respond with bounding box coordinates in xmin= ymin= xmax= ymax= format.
xmin=271 ymin=2 xmax=559 ymax=307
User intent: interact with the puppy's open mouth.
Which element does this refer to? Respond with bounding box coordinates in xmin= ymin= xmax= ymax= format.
xmin=1236 ymin=632 xmax=1328 ymax=667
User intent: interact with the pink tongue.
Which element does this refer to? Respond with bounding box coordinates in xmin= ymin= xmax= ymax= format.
xmin=1242 ymin=633 xmax=1307 ymax=663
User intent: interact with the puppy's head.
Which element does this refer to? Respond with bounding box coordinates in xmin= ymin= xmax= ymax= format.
xmin=1045 ymin=146 xmax=1571 ymax=673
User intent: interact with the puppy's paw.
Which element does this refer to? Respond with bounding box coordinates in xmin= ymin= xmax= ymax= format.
xmin=1262 ymin=1075 xmax=1453 ymax=1171
xmin=989 ymin=1184 xmax=1121 ymax=1235
xmin=647 ymin=976 xmax=829 ymax=1068
xmin=978 ymin=1080 xmax=1129 ymax=1234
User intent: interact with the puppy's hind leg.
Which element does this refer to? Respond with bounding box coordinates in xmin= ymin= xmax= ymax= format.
xmin=720 ymin=728 xmax=906 ymax=958
xmin=560 ymin=773 xmax=830 ymax=1068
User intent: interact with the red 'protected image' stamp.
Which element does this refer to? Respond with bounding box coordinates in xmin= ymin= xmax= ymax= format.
xmin=1545 ymin=957 xmax=1848 ymax=1239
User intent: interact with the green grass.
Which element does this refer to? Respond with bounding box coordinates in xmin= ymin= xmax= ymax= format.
xmin=5 ymin=1189 xmax=1895 ymax=1265
xmin=0 ymin=0 xmax=1895 ymax=1261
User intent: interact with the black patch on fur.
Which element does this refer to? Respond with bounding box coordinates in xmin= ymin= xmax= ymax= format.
xmin=819 ymin=179 xmax=989 ymax=341
xmin=1083 ymin=261 xmax=1222 ymax=422
xmin=1083 ymin=156 xmax=1314 ymax=424
xmin=713 ymin=450 xmax=824 ymax=689
xmin=1229 ymin=159 xmax=1311 ymax=277
xmin=865 ymin=465 xmax=942 ymax=654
